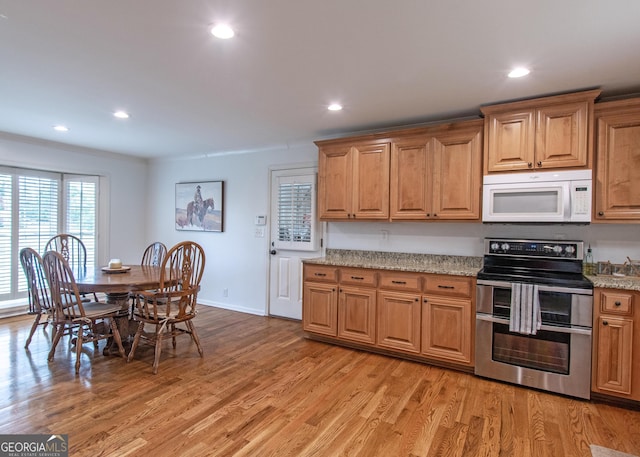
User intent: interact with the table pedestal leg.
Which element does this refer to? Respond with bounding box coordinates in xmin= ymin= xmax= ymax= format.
xmin=103 ymin=292 xmax=135 ymax=356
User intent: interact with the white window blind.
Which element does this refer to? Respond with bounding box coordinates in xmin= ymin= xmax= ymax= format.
xmin=0 ymin=174 xmax=12 ymax=295
xmin=64 ymin=176 xmax=97 ymax=270
xmin=275 ymin=174 xmax=317 ymax=251
xmin=0 ymin=167 xmax=98 ymax=307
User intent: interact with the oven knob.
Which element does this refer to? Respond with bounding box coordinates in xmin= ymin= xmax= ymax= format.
xmin=491 ymin=242 xmax=500 ymax=251
xmin=553 ymin=246 xmax=563 ymax=254
xmin=565 ymin=246 xmax=575 ymax=254
xmin=501 ymin=243 xmax=510 ymax=251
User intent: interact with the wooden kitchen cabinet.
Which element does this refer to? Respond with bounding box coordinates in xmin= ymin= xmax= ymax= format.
xmin=338 ymin=268 xmax=377 ymax=344
xmin=377 ymin=290 xmax=422 ymax=353
xmin=592 ymin=288 xmax=640 ymax=401
xmin=316 ymin=140 xmax=390 ymax=221
xmin=389 ymin=120 xmax=482 ymax=221
xmin=302 ymin=264 xmax=338 ymax=336
xmin=481 ymin=89 xmax=601 ymax=174
xmin=421 ymin=275 xmax=474 ymax=366
xmin=594 ymin=97 xmax=640 ymax=221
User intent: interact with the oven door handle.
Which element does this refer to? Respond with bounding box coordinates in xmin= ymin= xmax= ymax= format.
xmin=476 ymin=313 xmax=592 ymax=336
xmin=476 ymin=280 xmax=593 ymax=296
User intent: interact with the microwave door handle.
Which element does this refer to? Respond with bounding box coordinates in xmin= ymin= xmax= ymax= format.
xmin=563 ymin=182 xmax=571 ymax=220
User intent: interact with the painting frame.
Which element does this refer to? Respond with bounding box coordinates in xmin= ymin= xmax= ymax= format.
xmin=175 ymin=181 xmax=224 ymax=232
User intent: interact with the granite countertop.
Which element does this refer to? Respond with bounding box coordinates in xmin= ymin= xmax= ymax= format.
xmin=303 ymin=249 xmax=483 ymax=277
xmin=585 ymin=274 xmax=640 ymax=292
xmin=305 ymin=249 xmax=640 ymax=291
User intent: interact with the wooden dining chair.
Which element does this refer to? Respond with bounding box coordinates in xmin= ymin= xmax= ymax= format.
xmin=128 ymin=241 xmax=206 ymax=374
xmin=42 ymin=251 xmax=126 ymax=374
xmin=141 ymin=241 xmax=167 ymax=267
xmin=45 ymin=233 xmax=98 ymax=300
xmin=20 ymin=248 xmax=54 ymax=349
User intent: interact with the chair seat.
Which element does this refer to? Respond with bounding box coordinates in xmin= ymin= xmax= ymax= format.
xmin=68 ymin=302 xmax=122 ymax=319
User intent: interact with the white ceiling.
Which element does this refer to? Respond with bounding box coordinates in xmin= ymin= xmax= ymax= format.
xmin=1 ymin=1 xmax=639 ymax=160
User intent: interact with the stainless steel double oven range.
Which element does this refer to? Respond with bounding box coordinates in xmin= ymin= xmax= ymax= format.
xmin=475 ymin=238 xmax=593 ymax=399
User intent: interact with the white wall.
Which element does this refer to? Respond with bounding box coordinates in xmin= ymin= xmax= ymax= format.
xmin=0 ymin=133 xmax=148 ymax=265
xmin=327 ymin=221 xmax=640 ymax=263
xmin=147 ymin=144 xmax=318 ymax=316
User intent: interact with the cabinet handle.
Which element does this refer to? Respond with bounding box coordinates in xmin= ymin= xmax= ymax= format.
xmin=414 ymin=298 xmax=419 ymax=302
xmin=437 ymin=285 xmax=455 ymax=289
xmin=426 ymin=213 xmax=431 ymax=217
xmin=314 ymin=273 xmax=327 ymax=277
xmin=423 ymin=298 xmax=428 ymax=303
xmin=433 ymin=213 xmax=437 ymax=217
xmin=598 ymin=211 xmax=604 ymax=216
xmin=528 ymin=162 xmax=533 ymax=168
xmin=614 ymin=301 xmax=621 ymax=307
xmin=537 ymin=161 xmax=542 ymax=167
xmin=603 ymin=321 xmax=608 ymax=326
xmin=351 ymin=276 xmax=364 ymax=280
xmin=391 ymin=280 xmax=407 ymax=285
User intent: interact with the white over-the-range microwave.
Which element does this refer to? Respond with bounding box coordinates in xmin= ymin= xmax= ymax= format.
xmin=482 ymin=169 xmax=592 ymax=223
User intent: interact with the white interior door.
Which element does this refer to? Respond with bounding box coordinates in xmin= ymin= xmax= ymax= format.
xmin=268 ymin=167 xmax=323 ymax=320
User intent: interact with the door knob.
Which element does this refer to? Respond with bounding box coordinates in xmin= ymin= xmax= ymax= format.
xmin=270 ymin=249 xmax=277 ymax=255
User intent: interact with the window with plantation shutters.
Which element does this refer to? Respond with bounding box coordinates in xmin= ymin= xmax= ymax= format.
xmin=64 ymin=176 xmax=97 ymax=270
xmin=0 ymin=167 xmax=98 ymax=307
xmin=274 ymin=174 xmax=317 ymax=251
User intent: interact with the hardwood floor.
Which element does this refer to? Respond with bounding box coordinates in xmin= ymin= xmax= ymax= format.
xmin=1 ymin=306 xmax=639 ymax=457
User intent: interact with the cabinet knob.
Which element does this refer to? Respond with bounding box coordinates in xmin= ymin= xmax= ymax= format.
xmin=426 ymin=213 xmax=431 ymax=217
xmin=528 ymin=162 xmax=533 ymax=168
xmin=615 ymin=301 xmax=621 ymax=307
xmin=423 ymin=298 xmax=428 ymax=303
xmin=598 ymin=211 xmax=604 ymax=216
xmin=414 ymin=298 xmax=419 ymax=302
xmin=603 ymin=321 xmax=609 ymax=326
xmin=537 ymin=161 xmax=542 ymax=167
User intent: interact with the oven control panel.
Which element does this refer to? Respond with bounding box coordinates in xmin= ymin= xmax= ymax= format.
xmin=485 ymin=239 xmax=584 ymax=259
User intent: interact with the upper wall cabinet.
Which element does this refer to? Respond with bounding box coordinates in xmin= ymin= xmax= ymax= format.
xmin=316 ymin=140 xmax=390 ymax=221
xmin=481 ymin=89 xmax=601 ymax=174
xmin=389 ymin=119 xmax=483 ymax=221
xmin=594 ymin=97 xmax=640 ymax=222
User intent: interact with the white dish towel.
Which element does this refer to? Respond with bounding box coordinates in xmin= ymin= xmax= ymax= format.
xmin=509 ymin=282 xmax=541 ymax=335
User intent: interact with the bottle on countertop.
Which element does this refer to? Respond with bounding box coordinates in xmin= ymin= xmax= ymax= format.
xmin=583 ymin=245 xmax=594 ymax=275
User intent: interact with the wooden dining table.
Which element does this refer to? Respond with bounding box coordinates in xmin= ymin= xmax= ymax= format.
xmin=74 ymin=264 xmax=166 ymax=310
xmin=74 ymin=264 xmax=168 ymax=354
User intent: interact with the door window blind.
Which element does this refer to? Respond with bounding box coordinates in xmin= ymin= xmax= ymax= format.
xmin=275 ymin=174 xmax=317 ymax=251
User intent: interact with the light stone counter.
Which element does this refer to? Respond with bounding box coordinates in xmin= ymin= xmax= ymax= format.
xmin=303 ymin=249 xmax=483 ymax=277
xmin=586 ymin=274 xmax=640 ymax=292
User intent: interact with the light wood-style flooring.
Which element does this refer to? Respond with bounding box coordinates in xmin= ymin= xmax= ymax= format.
xmin=1 ymin=306 xmax=639 ymax=457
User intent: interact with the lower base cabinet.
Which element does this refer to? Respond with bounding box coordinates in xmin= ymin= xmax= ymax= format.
xmin=592 ymin=288 xmax=639 ymax=401
xmin=377 ymin=291 xmax=421 ymax=353
xmin=302 ymin=264 xmax=475 ymax=370
xmin=422 ymin=296 xmax=472 ymax=364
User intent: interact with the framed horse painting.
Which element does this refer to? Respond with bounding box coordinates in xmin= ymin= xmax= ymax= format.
xmin=175 ymin=181 xmax=224 ymax=232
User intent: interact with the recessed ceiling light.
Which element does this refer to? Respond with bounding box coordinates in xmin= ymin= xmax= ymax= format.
xmin=328 ymin=103 xmax=343 ymax=111
xmin=210 ymin=24 xmax=234 ymax=39
xmin=53 ymin=125 xmax=69 ymax=132
xmin=113 ymin=110 xmax=130 ymax=119
xmin=508 ymin=67 xmax=530 ymax=78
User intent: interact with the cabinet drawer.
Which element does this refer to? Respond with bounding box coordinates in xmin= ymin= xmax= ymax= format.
xmin=423 ymin=275 xmax=472 ymax=298
xmin=304 ymin=264 xmax=338 ymax=283
xmin=601 ymin=291 xmax=633 ymax=315
xmin=378 ymin=272 xmax=422 ymax=292
xmin=340 ymin=268 xmax=377 ymax=287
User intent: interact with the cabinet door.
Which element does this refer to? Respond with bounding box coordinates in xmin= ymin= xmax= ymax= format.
xmin=352 ymin=143 xmax=390 ymax=219
xmin=302 ymin=282 xmax=338 ymax=336
xmin=594 ymin=316 xmax=633 ymax=395
xmin=536 ymin=101 xmax=589 ymax=169
xmin=376 ymin=291 xmax=421 ymax=353
xmin=485 ymin=110 xmax=535 ymax=172
xmin=389 ymin=136 xmax=432 ymax=219
xmin=431 ymin=127 xmax=482 ymax=220
xmin=421 ymin=296 xmax=472 ymax=364
xmin=318 ymin=145 xmax=352 ymax=220
xmin=594 ymin=101 xmax=640 ymax=221
xmin=338 ymin=286 xmax=376 ymax=344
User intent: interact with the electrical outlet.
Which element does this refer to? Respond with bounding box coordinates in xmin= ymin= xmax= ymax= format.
xmin=255 ymin=227 xmax=265 ymax=238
